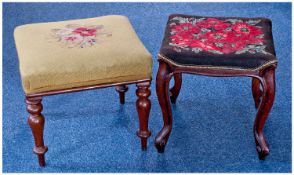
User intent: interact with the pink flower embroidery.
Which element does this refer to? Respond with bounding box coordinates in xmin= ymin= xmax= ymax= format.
xmin=51 ymin=24 xmax=111 ymax=48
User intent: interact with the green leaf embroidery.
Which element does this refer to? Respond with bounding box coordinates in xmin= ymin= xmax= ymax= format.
xmin=225 ymin=19 xmax=243 ymax=24
xmin=246 ymin=20 xmax=261 ymax=25
xmin=201 ymin=28 xmax=211 ymax=33
xmin=171 ymin=17 xmax=189 ymax=23
xmin=256 ymin=34 xmax=264 ymax=38
xmin=192 ymin=48 xmax=203 ymax=53
xmin=208 ymin=50 xmax=223 ymax=54
xmin=215 ymin=42 xmax=224 ymax=47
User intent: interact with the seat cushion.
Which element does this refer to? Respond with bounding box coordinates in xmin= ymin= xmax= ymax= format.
xmin=14 ymin=15 xmax=152 ymax=94
xmin=159 ymin=14 xmax=277 ymax=70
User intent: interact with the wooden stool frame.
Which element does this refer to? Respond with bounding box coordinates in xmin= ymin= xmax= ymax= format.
xmin=25 ymin=79 xmax=152 ymax=167
xmin=155 ymin=54 xmax=277 ymax=160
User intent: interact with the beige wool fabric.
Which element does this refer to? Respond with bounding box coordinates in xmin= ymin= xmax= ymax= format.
xmin=14 ymin=15 xmax=152 ymax=94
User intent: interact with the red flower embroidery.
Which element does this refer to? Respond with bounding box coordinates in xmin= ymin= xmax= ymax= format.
xmin=169 ymin=17 xmax=268 ymax=54
xmin=232 ymin=22 xmax=263 ymax=36
xmin=73 ymin=27 xmax=97 ymax=37
xmin=214 ymin=22 xmax=231 ymax=31
xmin=197 ymin=18 xmax=221 ymax=28
xmin=201 ymin=31 xmax=228 ymax=42
xmin=171 ymin=23 xmax=201 ymax=34
xmin=189 ymin=40 xmax=207 ymax=49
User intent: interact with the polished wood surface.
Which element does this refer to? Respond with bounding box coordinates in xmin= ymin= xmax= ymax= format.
xmin=155 ymin=56 xmax=277 ymax=160
xmin=252 ymin=77 xmax=263 ymax=109
xmin=170 ymin=73 xmax=182 ymax=104
xmin=26 ymin=97 xmax=48 ymax=167
xmin=136 ymin=81 xmax=152 ymax=150
xmin=155 ymin=61 xmax=173 ymax=153
xmin=253 ymin=67 xmax=276 ymax=159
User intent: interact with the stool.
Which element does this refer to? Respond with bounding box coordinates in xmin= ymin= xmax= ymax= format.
xmin=155 ymin=14 xmax=277 ymax=160
xmin=14 ymin=15 xmax=152 ymax=166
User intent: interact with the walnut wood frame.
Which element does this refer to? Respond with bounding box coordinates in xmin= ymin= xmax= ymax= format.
xmin=155 ymin=54 xmax=276 ymax=160
xmin=25 ymin=79 xmax=151 ymax=167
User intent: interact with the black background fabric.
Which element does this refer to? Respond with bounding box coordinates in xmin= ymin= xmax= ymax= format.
xmin=160 ymin=14 xmax=277 ymax=69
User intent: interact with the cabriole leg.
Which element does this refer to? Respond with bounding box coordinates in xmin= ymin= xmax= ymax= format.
xmin=253 ymin=67 xmax=276 ymax=160
xmin=154 ymin=61 xmax=173 ymax=153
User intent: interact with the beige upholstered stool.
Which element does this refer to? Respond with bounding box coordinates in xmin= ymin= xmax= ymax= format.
xmin=14 ymin=15 xmax=152 ymax=167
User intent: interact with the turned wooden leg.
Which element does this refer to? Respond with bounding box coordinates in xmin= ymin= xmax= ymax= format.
xmin=252 ymin=77 xmax=263 ymax=109
xmin=115 ymin=85 xmax=128 ymax=104
xmin=136 ymin=81 xmax=151 ymax=150
xmin=26 ymin=96 xmax=48 ymax=167
xmin=155 ymin=61 xmax=173 ymax=153
xmin=170 ymin=73 xmax=182 ymax=104
xmin=253 ymin=67 xmax=276 ymax=160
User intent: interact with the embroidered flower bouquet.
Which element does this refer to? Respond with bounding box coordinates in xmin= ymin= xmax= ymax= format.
xmin=51 ymin=24 xmax=111 ymax=48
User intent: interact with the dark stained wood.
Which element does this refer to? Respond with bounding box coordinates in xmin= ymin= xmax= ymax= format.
xmin=155 ymin=55 xmax=277 ymax=160
xmin=154 ymin=61 xmax=173 ymax=153
xmin=252 ymin=77 xmax=263 ymax=109
xmin=115 ymin=85 xmax=128 ymax=104
xmin=136 ymin=81 xmax=152 ymax=150
xmin=253 ymin=67 xmax=276 ymax=160
xmin=170 ymin=73 xmax=182 ymax=104
xmin=26 ymin=97 xmax=48 ymax=167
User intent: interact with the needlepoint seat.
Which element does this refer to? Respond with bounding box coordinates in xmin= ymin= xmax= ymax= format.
xmin=159 ymin=14 xmax=277 ymax=70
xmin=14 ymin=15 xmax=152 ymax=94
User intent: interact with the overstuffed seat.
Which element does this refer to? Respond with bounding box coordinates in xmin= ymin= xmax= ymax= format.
xmin=159 ymin=14 xmax=277 ymax=70
xmin=14 ymin=15 xmax=152 ymax=94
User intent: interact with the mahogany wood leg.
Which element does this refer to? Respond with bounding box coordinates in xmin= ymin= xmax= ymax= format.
xmin=253 ymin=67 xmax=276 ymax=160
xmin=170 ymin=73 xmax=182 ymax=104
xmin=154 ymin=61 xmax=173 ymax=153
xmin=136 ymin=81 xmax=151 ymax=150
xmin=26 ymin=97 xmax=48 ymax=167
xmin=252 ymin=77 xmax=263 ymax=109
xmin=115 ymin=85 xmax=128 ymax=104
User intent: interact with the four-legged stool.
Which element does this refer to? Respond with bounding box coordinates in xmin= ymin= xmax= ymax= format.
xmin=155 ymin=14 xmax=277 ymax=160
xmin=14 ymin=15 xmax=152 ymax=166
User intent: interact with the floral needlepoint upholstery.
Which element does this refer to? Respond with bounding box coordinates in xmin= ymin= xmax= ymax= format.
xmin=159 ymin=14 xmax=277 ymax=70
xmin=51 ymin=24 xmax=112 ymax=48
xmin=14 ymin=15 xmax=152 ymax=94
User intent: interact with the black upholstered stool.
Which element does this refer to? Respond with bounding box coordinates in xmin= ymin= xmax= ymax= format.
xmin=155 ymin=14 xmax=277 ymax=160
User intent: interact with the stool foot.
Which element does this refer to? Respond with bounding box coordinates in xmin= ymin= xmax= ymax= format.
xmin=36 ymin=151 xmax=48 ymax=167
xmin=155 ymin=125 xmax=172 ymax=153
xmin=155 ymin=143 xmax=165 ymax=153
xmin=256 ymin=145 xmax=269 ymax=160
xmin=136 ymin=81 xmax=151 ymax=150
